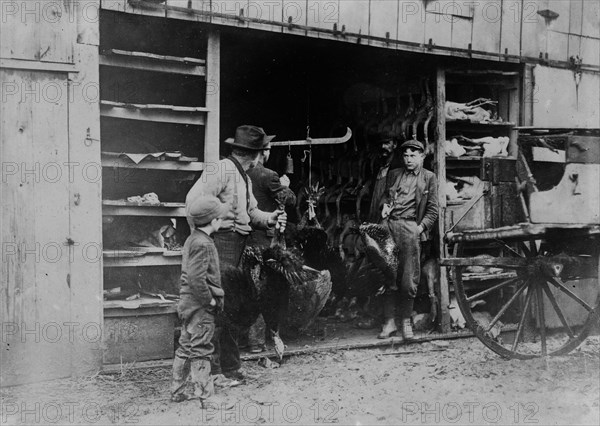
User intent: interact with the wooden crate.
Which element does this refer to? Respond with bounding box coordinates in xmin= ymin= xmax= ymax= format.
xmin=103 ymin=302 xmax=177 ymax=364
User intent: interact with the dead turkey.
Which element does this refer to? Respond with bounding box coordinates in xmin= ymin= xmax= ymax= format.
xmin=293 ymin=183 xmax=347 ymax=301
xmin=353 ymin=223 xmax=400 ymax=295
xmin=218 ymin=245 xmax=262 ymax=329
xmin=259 ymin=231 xmax=332 ymax=338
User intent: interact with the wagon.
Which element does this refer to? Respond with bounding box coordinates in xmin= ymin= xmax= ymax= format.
xmin=441 ymin=129 xmax=600 ymax=359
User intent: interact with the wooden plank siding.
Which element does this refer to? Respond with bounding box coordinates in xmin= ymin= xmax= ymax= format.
xmin=1 ymin=1 xmax=102 ymax=386
xmin=0 ymin=0 xmax=75 ymax=62
xmin=68 ymin=0 xmax=103 ymax=376
xmin=1 ymin=70 xmax=73 ymax=386
xmin=95 ymin=0 xmax=599 ymax=69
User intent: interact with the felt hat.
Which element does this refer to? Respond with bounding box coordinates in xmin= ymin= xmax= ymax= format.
xmin=378 ymin=129 xmax=397 ymax=144
xmin=225 ymin=125 xmax=275 ymax=151
xmin=400 ymin=139 xmax=425 ymax=152
xmin=188 ymin=195 xmax=230 ymax=226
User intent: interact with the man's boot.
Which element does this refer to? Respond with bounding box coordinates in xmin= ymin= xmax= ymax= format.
xmin=402 ymin=318 xmax=415 ymax=341
xmin=377 ymin=318 xmax=398 ymax=339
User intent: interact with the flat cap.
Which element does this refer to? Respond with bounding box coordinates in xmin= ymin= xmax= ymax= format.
xmin=400 ymin=139 xmax=425 ymax=152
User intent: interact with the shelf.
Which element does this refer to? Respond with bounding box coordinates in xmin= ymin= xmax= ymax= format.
xmin=446 ymin=121 xmax=515 ymax=128
xmin=102 ymin=200 xmax=186 ymax=217
xmin=103 ymin=249 xmax=182 ymax=268
xmin=100 ymin=100 xmax=207 ymax=126
xmin=446 ymin=156 xmax=482 ymax=169
xmin=100 ymin=49 xmax=206 ymax=76
xmin=101 ymin=155 xmax=204 ymax=172
xmin=104 ymin=296 xmax=177 ymax=311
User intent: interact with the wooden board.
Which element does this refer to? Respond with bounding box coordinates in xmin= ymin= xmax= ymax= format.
xmin=397 ymin=0 xmax=426 ymax=44
xmin=471 ymin=0 xmax=501 ymax=53
xmin=246 ymin=0 xmax=282 ymax=33
xmin=38 ymin=1 xmax=75 ymax=63
xmin=305 ymin=0 xmax=339 ymax=33
xmin=425 ymin=10 xmax=453 ymax=48
xmin=581 ymin=0 xmax=600 ymax=39
xmin=569 ymin=0 xmax=584 ymax=36
xmin=204 ymin=29 xmax=220 ymax=164
xmin=369 ymin=0 xmax=399 ymax=42
xmin=68 ymin=40 xmax=104 ymax=377
xmin=282 ymin=0 xmax=308 ymax=36
xmin=500 ymin=0 xmax=522 ymax=56
xmin=451 ymin=15 xmax=472 ymax=51
xmin=103 ymin=251 xmax=183 ymax=268
xmin=546 ymin=30 xmax=568 ymax=62
xmin=580 ymin=37 xmax=600 ymax=68
xmin=520 ymin=0 xmax=546 ymax=58
xmin=436 ymin=68 xmax=451 ymax=333
xmin=338 ymin=0 xmax=370 ymax=42
xmin=77 ymin=0 xmax=100 ymax=46
xmin=100 ymin=49 xmax=206 ymax=76
xmin=529 ymin=163 xmax=600 ymax=224
xmin=101 ymin=156 xmax=205 ymax=171
xmin=99 ymin=101 xmax=208 ymax=125
xmin=1 ymin=70 xmax=72 ymax=386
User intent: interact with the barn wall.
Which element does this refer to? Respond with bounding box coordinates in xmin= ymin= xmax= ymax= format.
xmin=532 ymin=66 xmax=600 ymax=128
xmin=100 ymin=0 xmax=600 ymax=69
xmin=1 ymin=0 xmax=102 ymax=387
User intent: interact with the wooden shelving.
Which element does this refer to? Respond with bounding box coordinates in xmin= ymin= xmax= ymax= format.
xmin=101 ymin=155 xmax=205 ymax=172
xmin=100 ymin=49 xmax=206 ymax=76
xmin=100 ymin=100 xmax=208 ymax=125
xmin=103 ymin=249 xmax=182 ymax=268
xmin=446 ymin=156 xmax=482 ymax=169
xmin=102 ymin=200 xmax=186 ymax=217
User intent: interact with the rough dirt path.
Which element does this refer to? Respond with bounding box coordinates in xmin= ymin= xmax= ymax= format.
xmin=2 ymin=336 xmax=599 ymax=425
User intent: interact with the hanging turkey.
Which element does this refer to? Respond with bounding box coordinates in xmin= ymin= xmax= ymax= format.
xmin=259 ymin=194 xmax=332 ymax=344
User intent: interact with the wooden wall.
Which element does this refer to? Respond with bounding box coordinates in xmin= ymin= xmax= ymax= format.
xmin=100 ymin=0 xmax=600 ymax=69
xmin=532 ymin=65 xmax=600 ymax=128
xmin=1 ymin=0 xmax=102 ymax=386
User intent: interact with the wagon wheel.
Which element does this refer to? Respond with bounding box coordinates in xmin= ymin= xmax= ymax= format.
xmin=452 ymin=237 xmax=599 ymax=359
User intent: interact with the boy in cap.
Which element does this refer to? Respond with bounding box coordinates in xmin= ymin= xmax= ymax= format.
xmin=171 ymin=195 xmax=232 ymax=405
xmin=378 ymin=139 xmax=438 ymax=340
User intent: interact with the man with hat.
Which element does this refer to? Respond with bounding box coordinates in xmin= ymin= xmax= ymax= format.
xmin=368 ymin=129 xmax=403 ymax=223
xmin=378 ymin=139 xmax=438 ymax=340
xmin=244 ymin=145 xmax=297 ymax=353
xmin=185 ymin=125 xmax=287 ymax=381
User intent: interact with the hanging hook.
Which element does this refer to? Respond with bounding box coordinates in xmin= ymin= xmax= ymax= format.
xmin=301 ymin=149 xmax=311 ymax=162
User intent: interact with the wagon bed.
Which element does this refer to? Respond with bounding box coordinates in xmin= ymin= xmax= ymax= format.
xmin=441 ymin=129 xmax=600 ymax=359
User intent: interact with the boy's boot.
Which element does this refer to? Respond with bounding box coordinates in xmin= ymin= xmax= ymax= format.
xmin=190 ymin=359 xmax=215 ymax=400
xmin=170 ymin=356 xmax=190 ymax=403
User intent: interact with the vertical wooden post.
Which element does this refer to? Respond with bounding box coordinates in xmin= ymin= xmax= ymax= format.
xmin=521 ymin=63 xmax=535 ymax=127
xmin=205 ymin=29 xmax=221 ymax=164
xmin=69 ymin=0 xmax=103 ymax=376
xmin=436 ymin=67 xmax=451 ymax=333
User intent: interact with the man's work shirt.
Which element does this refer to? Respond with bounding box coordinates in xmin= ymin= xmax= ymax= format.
xmin=185 ymin=158 xmax=272 ymax=235
xmin=389 ymin=167 xmax=420 ymax=220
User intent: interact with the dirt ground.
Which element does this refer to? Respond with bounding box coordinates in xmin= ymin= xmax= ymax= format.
xmin=2 ymin=335 xmax=599 ymax=426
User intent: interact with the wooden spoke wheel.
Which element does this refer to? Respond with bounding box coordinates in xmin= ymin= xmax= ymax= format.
xmin=452 ymin=237 xmax=599 ymax=359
